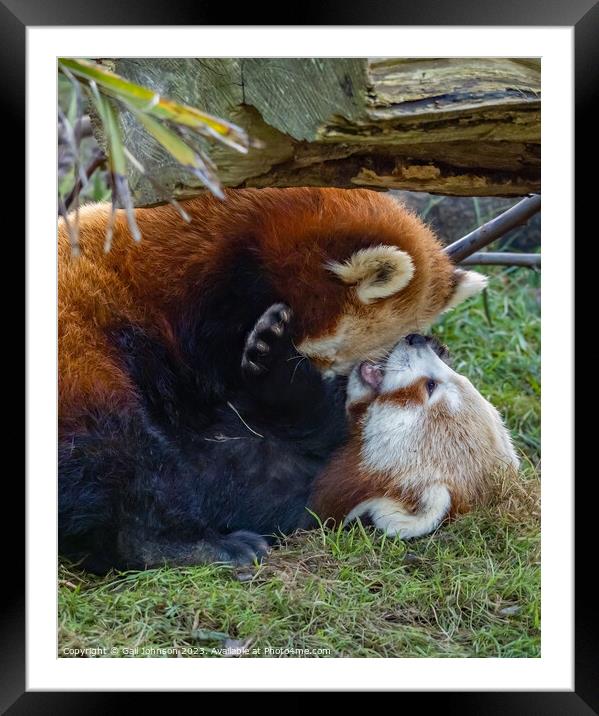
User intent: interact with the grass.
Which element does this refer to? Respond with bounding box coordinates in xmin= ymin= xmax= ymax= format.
xmin=58 ymin=266 xmax=541 ymax=658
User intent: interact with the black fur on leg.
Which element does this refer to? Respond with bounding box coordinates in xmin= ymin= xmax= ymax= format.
xmin=174 ymin=248 xmax=280 ymax=407
xmin=60 ymin=310 xmax=348 ymax=574
xmin=241 ymin=303 xmax=337 ymax=418
xmin=58 ymin=412 xmax=273 ymax=573
xmin=117 ymin=528 xmax=269 ymax=569
xmin=110 ymin=324 xmax=212 ymax=438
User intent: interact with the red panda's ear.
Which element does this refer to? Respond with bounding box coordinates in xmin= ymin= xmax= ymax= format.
xmin=327 ymin=245 xmax=415 ymax=304
xmin=443 ymin=269 xmax=488 ymax=311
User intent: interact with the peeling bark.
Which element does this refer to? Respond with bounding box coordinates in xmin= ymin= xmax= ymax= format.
xmin=104 ymin=58 xmax=540 ymax=205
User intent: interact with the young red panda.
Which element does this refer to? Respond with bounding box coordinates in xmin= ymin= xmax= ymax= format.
xmin=58 ymin=188 xmax=488 ymax=571
xmin=310 ymin=334 xmax=519 ymax=538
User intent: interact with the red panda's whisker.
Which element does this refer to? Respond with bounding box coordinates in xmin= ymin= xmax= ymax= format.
xmin=290 ymin=356 xmax=308 ymax=384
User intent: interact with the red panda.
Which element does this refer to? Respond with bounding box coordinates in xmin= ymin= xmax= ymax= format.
xmin=59 ymin=188 xmax=486 ymax=428
xmin=310 ymin=334 xmax=519 ymax=538
xmin=58 ymin=188 xmax=487 ymax=570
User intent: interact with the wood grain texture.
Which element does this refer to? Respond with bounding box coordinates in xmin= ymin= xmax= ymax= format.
xmin=104 ymin=58 xmax=540 ymax=204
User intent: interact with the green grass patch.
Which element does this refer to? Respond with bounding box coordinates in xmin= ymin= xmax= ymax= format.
xmin=58 ymin=266 xmax=540 ymax=658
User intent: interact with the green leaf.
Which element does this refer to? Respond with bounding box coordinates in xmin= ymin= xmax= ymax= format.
xmin=86 ymin=83 xmax=124 ymax=175
xmin=133 ymin=110 xmax=224 ymax=198
xmin=87 ymin=84 xmax=141 ymax=243
xmin=58 ymin=58 xmax=250 ymax=152
xmin=134 ymin=112 xmax=200 ymax=171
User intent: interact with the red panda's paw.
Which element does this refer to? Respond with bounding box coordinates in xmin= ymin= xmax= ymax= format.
xmin=211 ymin=530 xmax=270 ymax=565
xmin=241 ymin=303 xmax=293 ymax=376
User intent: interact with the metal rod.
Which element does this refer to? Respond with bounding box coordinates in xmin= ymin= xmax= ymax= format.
xmin=445 ymin=194 xmax=541 ymax=263
xmin=459 ymin=252 xmax=541 ymax=267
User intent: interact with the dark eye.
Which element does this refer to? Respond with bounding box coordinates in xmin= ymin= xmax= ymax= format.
xmin=426 ymin=379 xmax=437 ymax=397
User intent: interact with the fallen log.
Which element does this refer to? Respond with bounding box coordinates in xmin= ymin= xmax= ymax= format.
xmin=98 ymin=58 xmax=540 ymax=206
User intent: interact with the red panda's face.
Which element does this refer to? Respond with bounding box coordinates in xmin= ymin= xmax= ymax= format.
xmin=345 ymin=335 xmax=519 ymax=507
xmin=246 ymin=187 xmax=487 ymax=377
xmin=293 ymin=248 xmax=487 ymax=376
xmin=309 ymin=334 xmax=520 ymax=538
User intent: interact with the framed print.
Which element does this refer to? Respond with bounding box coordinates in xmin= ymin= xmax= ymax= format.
xmin=11 ymin=0 xmax=589 ymax=708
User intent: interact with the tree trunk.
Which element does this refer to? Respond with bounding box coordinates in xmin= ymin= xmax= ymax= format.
xmin=104 ymin=58 xmax=540 ymax=206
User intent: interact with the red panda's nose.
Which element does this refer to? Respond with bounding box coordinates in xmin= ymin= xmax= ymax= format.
xmin=405 ymin=333 xmax=427 ymax=346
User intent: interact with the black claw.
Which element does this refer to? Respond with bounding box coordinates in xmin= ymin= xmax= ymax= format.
xmin=242 ymin=303 xmax=293 ymax=377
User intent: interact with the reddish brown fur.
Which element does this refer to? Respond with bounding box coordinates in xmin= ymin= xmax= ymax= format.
xmin=59 ymin=188 xmax=459 ymax=434
xmin=311 ymin=405 xmax=420 ymax=523
xmin=309 ymin=440 xmax=386 ymax=524
xmin=379 ymin=379 xmax=428 ymax=408
xmin=346 ymin=399 xmax=371 ymax=424
xmin=310 ymin=439 xmax=422 ymax=524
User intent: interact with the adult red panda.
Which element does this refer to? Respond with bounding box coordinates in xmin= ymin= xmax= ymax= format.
xmin=310 ymin=334 xmax=519 ymax=537
xmin=58 ymin=188 xmax=486 ymax=571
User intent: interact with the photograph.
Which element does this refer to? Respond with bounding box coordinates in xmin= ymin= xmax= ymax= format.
xmin=14 ymin=9 xmax=585 ymax=703
xmin=56 ymin=56 xmax=542 ymax=660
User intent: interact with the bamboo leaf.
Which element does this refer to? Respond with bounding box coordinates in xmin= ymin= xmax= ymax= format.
xmin=134 ymin=111 xmax=201 ymax=170
xmin=58 ymin=58 xmax=250 ymax=152
xmin=133 ymin=110 xmax=224 ymax=198
xmin=97 ymin=94 xmax=126 ymax=177
xmin=123 ymin=148 xmax=191 ymax=223
xmin=86 ymin=83 xmax=118 ymax=171
xmin=87 ymin=84 xmax=141 ymax=243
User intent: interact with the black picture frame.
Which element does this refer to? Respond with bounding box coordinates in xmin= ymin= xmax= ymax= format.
xmin=11 ymin=0 xmax=588 ymax=709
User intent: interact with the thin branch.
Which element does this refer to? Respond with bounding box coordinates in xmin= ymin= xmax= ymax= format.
xmin=58 ymin=114 xmax=92 ymax=151
xmin=58 ymin=196 xmax=80 ymax=257
xmin=445 ymin=194 xmax=541 ymax=263
xmin=459 ymin=252 xmax=541 ymax=268
xmin=64 ymin=151 xmax=107 ymax=212
xmin=73 ymin=115 xmax=92 ymax=142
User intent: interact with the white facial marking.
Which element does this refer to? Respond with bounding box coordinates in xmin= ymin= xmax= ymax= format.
xmin=345 ymin=484 xmax=451 ymax=539
xmin=355 ymin=339 xmax=467 ymax=475
xmin=297 ymin=312 xmax=410 ymax=376
xmin=380 ymin=339 xmax=456 ymax=394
